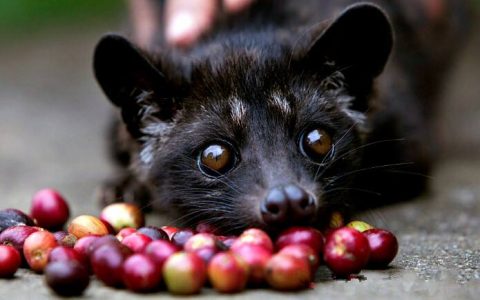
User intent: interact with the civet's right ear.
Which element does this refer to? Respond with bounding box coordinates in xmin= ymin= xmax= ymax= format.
xmin=93 ymin=34 xmax=176 ymax=138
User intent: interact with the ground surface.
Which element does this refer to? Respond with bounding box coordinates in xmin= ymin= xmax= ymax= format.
xmin=0 ymin=16 xmax=479 ymax=300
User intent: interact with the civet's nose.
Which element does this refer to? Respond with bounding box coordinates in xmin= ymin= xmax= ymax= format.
xmin=260 ymin=184 xmax=316 ymax=225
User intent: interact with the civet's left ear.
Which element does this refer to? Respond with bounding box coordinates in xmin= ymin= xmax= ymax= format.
xmin=303 ymin=3 xmax=393 ymax=84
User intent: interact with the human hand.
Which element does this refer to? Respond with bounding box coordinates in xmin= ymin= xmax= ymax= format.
xmin=130 ymin=0 xmax=255 ymax=48
xmin=165 ymin=0 xmax=256 ymax=47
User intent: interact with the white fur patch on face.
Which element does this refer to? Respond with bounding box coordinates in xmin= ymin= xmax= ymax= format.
xmin=140 ymin=141 xmax=155 ymax=166
xmin=269 ymin=92 xmax=291 ymax=116
xmin=141 ymin=121 xmax=172 ymax=137
xmin=229 ymin=97 xmax=247 ymax=125
xmin=336 ymin=94 xmax=368 ymax=131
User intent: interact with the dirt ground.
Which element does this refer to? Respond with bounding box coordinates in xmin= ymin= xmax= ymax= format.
xmin=0 ymin=14 xmax=479 ymax=300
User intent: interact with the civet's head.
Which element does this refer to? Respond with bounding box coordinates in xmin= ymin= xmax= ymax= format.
xmin=94 ymin=4 xmax=393 ymax=234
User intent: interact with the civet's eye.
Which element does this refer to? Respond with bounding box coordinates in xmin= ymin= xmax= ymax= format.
xmin=197 ymin=143 xmax=236 ymax=177
xmin=300 ymin=128 xmax=333 ymax=162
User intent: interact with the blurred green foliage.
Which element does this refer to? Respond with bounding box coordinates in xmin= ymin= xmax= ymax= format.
xmin=0 ymin=0 xmax=124 ymax=36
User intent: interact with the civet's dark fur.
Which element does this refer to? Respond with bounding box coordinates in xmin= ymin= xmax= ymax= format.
xmin=94 ymin=0 xmax=470 ymax=234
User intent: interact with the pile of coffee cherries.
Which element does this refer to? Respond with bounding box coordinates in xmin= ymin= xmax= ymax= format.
xmin=0 ymin=188 xmax=398 ymax=296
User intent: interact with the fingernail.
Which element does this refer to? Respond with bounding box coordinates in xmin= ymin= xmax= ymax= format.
xmin=166 ymin=12 xmax=198 ymax=46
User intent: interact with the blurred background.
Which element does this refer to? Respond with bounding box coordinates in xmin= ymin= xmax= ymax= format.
xmin=0 ymin=0 xmax=125 ymax=216
xmin=0 ymin=0 xmax=479 ymax=219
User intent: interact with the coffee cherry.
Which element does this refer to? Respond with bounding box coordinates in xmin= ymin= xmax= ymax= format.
xmin=328 ymin=211 xmax=345 ymax=229
xmin=278 ymin=244 xmax=319 ymax=277
xmin=144 ymin=240 xmax=178 ymax=270
xmin=231 ymin=228 xmax=274 ymax=253
xmin=90 ymin=242 xmax=132 ymax=287
xmin=48 ymin=246 xmax=87 ymax=268
xmin=87 ymin=235 xmax=120 ymax=256
xmin=121 ymin=232 xmax=153 ymax=253
xmin=265 ymin=253 xmax=311 ymax=290
xmin=363 ymin=229 xmax=398 ymax=268
xmin=31 ymin=188 xmax=70 ymax=230
xmin=53 ymin=231 xmax=77 ymax=248
xmin=23 ymin=231 xmax=58 ymax=272
xmin=323 ymin=228 xmax=370 ymax=277
xmin=137 ymin=226 xmax=168 ymax=241
xmin=171 ymin=229 xmax=195 ymax=249
xmin=73 ymin=235 xmax=100 ymax=259
xmin=161 ymin=226 xmax=179 ymax=240
xmin=230 ymin=244 xmax=272 ymax=285
xmin=116 ymin=227 xmax=136 ymax=241
xmin=276 ymin=226 xmax=324 ymax=254
xmin=122 ymin=254 xmax=162 ymax=292
xmin=68 ymin=215 xmax=109 ymax=238
xmin=0 ymin=208 xmax=35 ymax=233
xmin=0 ymin=245 xmax=21 ymax=278
xmin=195 ymin=222 xmax=217 ymax=234
xmin=163 ymin=252 xmax=207 ymax=295
xmin=346 ymin=221 xmax=374 ymax=232
xmin=45 ymin=260 xmax=90 ymax=296
xmin=99 ymin=203 xmax=145 ymax=232
xmin=184 ymin=233 xmax=220 ymax=263
xmin=208 ymin=252 xmax=248 ymax=293
xmin=185 ymin=233 xmax=217 ymax=251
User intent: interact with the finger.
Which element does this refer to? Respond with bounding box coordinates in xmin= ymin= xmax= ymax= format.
xmin=223 ymin=0 xmax=256 ymax=14
xmin=165 ymin=0 xmax=217 ymax=47
xmin=128 ymin=0 xmax=160 ymax=48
